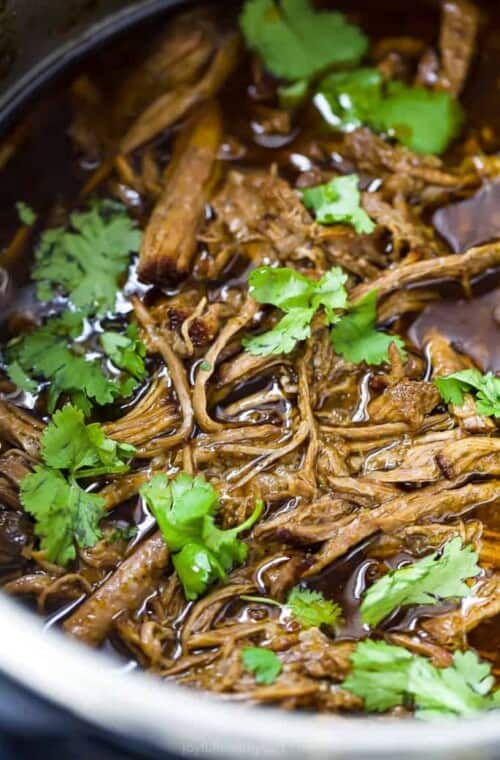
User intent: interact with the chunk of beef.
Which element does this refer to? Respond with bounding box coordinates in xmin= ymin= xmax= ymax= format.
xmin=64 ymin=532 xmax=169 ymax=646
xmin=0 ymin=402 xmax=42 ymax=458
xmin=368 ymin=380 xmax=440 ymax=428
xmin=202 ymin=169 xmax=325 ymax=275
xmin=139 ymin=101 xmax=222 ymax=283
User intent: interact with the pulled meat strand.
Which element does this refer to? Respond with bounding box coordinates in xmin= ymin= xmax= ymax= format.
xmin=305 ymin=480 xmax=500 ymax=575
xmin=120 ymin=31 xmax=240 ymax=155
xmin=63 ymin=532 xmax=169 ymax=646
xmin=192 ymin=296 xmax=259 ymax=432
xmin=132 ymin=296 xmax=194 ymax=454
xmin=351 ymin=242 xmax=500 ymax=303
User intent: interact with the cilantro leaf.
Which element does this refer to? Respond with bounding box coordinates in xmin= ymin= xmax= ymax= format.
xmin=330 ymin=290 xmax=406 ymax=365
xmin=316 ymin=68 xmax=463 ymax=155
xmin=173 ymin=543 xmax=225 ymax=599
xmin=6 ymin=360 xmax=38 ymax=393
xmin=408 ymin=650 xmax=495 ymax=719
xmin=342 ymin=641 xmax=500 ymax=718
xmin=243 ymin=265 xmax=348 ymax=356
xmin=302 ymin=175 xmax=375 ymax=234
xmin=361 ymin=538 xmax=481 ymax=628
xmin=435 ymin=369 xmax=500 ymax=418
xmin=375 ymin=81 xmax=464 ymax=156
xmin=286 ymin=587 xmax=342 ymax=629
xmin=240 ymin=0 xmax=368 ymax=82
xmin=6 ymin=311 xmax=143 ymax=415
xmin=242 ymin=307 xmax=314 ymax=356
xmin=16 ymin=201 xmax=37 ymax=226
xmin=314 ymin=68 xmax=383 ymax=132
xmin=241 ymin=647 xmax=282 ymax=685
xmin=41 ymin=405 xmax=135 ymax=478
xmin=310 ymin=268 xmax=348 ymax=322
xmin=106 ymin=525 xmax=137 ymax=544
xmin=32 ymin=199 xmax=141 ymax=316
xmin=100 ymin=324 xmax=146 ymax=380
xmin=20 ymin=466 xmax=105 ymax=566
xmin=19 ymin=405 xmax=135 ymax=565
xmin=203 ymin=499 xmax=264 ymax=572
xmin=140 ymin=473 xmax=262 ymax=600
xmin=343 ymin=640 xmax=414 ymax=712
xmin=248 ymin=266 xmax=314 ymax=310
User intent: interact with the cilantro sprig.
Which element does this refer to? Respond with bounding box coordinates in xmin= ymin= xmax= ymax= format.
xmin=240 ymin=0 xmax=368 ymax=82
xmin=140 ymin=473 xmax=263 ymax=600
xmin=434 ymin=369 xmax=500 ymax=418
xmin=302 ymin=175 xmax=375 ymax=234
xmin=343 ymin=641 xmax=500 ymax=718
xmin=243 ymin=266 xmax=405 ymax=364
xmin=5 ymin=311 xmax=146 ymax=415
xmin=330 ymin=290 xmax=406 ymax=365
xmin=287 ymin=586 xmax=342 ymax=629
xmin=20 ymin=405 xmax=136 ymax=566
xmin=100 ymin=323 xmax=146 ymax=381
xmin=32 ymin=199 xmax=141 ymax=316
xmin=361 ymin=539 xmax=481 ymax=628
xmin=241 ymin=647 xmax=282 ymax=685
xmin=243 ymin=586 xmax=342 ymax=630
xmin=316 ymin=68 xmax=463 ymax=155
xmin=243 ymin=266 xmax=348 ymax=356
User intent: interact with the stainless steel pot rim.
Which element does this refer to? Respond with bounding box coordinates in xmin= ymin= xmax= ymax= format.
xmin=0 ymin=593 xmax=498 ymax=759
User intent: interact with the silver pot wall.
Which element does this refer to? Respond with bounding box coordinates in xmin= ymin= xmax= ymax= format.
xmin=0 ymin=1 xmax=498 ymax=757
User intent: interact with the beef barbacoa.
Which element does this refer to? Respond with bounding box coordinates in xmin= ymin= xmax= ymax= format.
xmin=0 ymin=0 xmax=499 ymax=719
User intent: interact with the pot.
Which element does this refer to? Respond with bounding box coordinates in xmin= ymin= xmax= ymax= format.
xmin=0 ymin=1 xmax=498 ymax=757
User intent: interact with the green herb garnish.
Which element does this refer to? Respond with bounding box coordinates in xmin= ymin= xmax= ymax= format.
xmin=5 ymin=311 xmax=144 ymax=415
xmin=314 ymin=68 xmax=383 ymax=132
xmin=243 ymin=266 xmax=347 ymax=356
xmin=342 ymin=641 xmax=500 ymax=718
xmin=100 ymin=323 xmax=146 ymax=381
xmin=20 ymin=405 xmax=135 ymax=566
xmin=316 ymin=68 xmax=463 ymax=155
xmin=241 ymin=647 xmax=282 ymax=685
xmin=286 ymin=587 xmax=342 ymax=629
xmin=240 ymin=0 xmax=368 ymax=82
xmin=16 ymin=201 xmax=37 ymax=226
xmin=330 ymin=290 xmax=406 ymax=365
xmin=243 ymin=269 xmax=404 ymax=363
xmin=435 ymin=369 xmax=500 ymax=418
xmin=361 ymin=539 xmax=481 ymax=628
xmin=243 ymin=586 xmax=342 ymax=630
xmin=32 ymin=199 xmax=141 ymax=316
xmin=302 ymin=174 xmax=375 ymax=234
xmin=140 ymin=473 xmax=263 ymax=600
xmin=106 ymin=525 xmax=138 ymax=544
